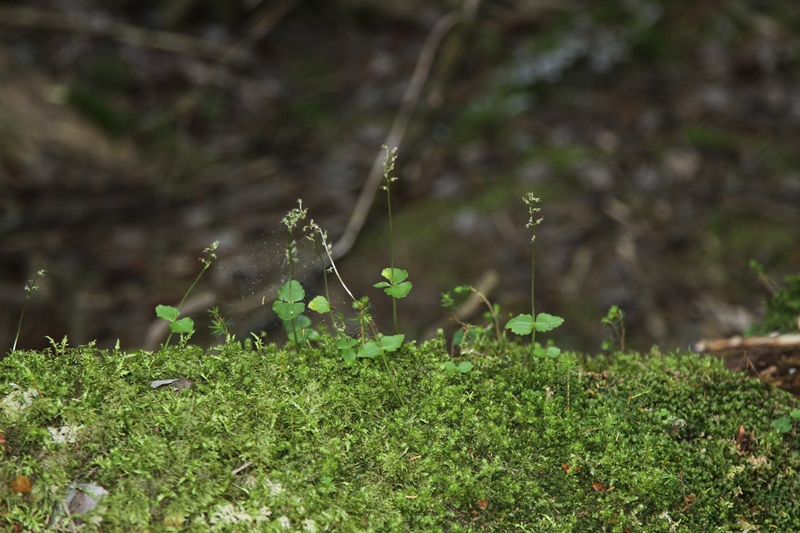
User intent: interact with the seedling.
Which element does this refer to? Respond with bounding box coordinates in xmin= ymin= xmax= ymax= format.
xmin=443 ymin=285 xmax=502 ymax=344
xmin=11 ymin=269 xmax=46 ymax=353
xmin=273 ymin=201 xmax=308 ymax=348
xmin=374 ymin=146 xmax=412 ymax=334
xmin=504 ymin=193 xmax=564 ymax=367
xmin=156 ymin=241 xmax=218 ymax=348
xmin=208 ymin=306 xmax=233 ymax=339
xmin=601 ymin=305 xmax=626 ymax=352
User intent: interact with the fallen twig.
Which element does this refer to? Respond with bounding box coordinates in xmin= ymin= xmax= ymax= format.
xmin=694 ymin=333 xmax=800 ymax=353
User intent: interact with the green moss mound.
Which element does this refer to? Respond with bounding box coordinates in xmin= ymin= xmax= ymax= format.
xmin=2 ymin=338 xmax=799 ymax=532
xmin=750 ymin=273 xmax=800 ymax=335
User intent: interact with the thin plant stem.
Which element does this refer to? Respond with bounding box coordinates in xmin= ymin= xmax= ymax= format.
xmin=523 ymin=193 xmax=542 ymax=369
xmin=382 ymin=145 xmax=400 ymax=334
xmin=11 ymin=270 xmax=46 ymax=353
xmin=165 ymin=242 xmax=218 ymax=348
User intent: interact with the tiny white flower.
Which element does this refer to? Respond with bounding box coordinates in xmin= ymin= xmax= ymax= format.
xmin=277 ymin=515 xmax=291 ymax=529
xmin=303 ymin=518 xmax=318 ymax=532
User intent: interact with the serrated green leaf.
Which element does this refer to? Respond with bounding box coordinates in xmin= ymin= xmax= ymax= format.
xmin=381 ymin=268 xmax=408 ymax=283
xmin=358 ymin=341 xmax=381 ymax=359
xmin=443 ymin=361 xmax=457 ymax=372
xmin=380 ymin=334 xmax=404 ymax=352
xmin=791 ymin=409 xmax=800 ymax=419
xmin=534 ymin=313 xmax=564 ymax=332
xmin=156 ymin=304 xmax=179 ymax=322
xmin=277 ymin=280 xmax=305 ymax=303
xmin=309 ymin=296 xmax=331 ymax=313
xmin=505 ymin=314 xmax=533 ymax=335
xmin=340 ymin=349 xmax=356 ymax=363
xmin=169 ymin=317 xmax=194 ymax=334
xmin=273 ymin=300 xmax=305 ymax=321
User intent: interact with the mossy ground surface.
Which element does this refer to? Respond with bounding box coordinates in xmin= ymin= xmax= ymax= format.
xmin=2 ymin=338 xmax=799 ymax=532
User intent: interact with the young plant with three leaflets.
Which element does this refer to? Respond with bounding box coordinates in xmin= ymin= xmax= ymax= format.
xmin=272 ymin=200 xmax=318 ymax=348
xmin=373 ymin=146 xmax=412 ymax=334
xmin=156 ymin=241 xmax=219 ymax=348
xmin=504 ymin=193 xmax=564 ymax=366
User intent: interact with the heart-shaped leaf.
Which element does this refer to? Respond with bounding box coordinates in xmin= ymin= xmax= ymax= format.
xmin=169 ymin=317 xmax=194 ymax=334
xmin=381 ymin=268 xmax=408 ymax=283
xmin=309 ymin=295 xmax=331 ymax=313
xmin=277 ymin=280 xmax=305 ymax=303
xmin=273 ymin=301 xmax=305 ymax=321
xmin=155 ymin=305 xmax=179 ymax=322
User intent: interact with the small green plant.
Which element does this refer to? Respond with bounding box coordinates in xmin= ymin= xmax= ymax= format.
xmin=747 ymin=267 xmax=800 ymax=335
xmin=373 ymin=146 xmax=412 ymax=334
xmin=11 ymin=269 xmax=46 ymax=353
xmin=441 ymin=285 xmax=501 ymax=353
xmin=272 ymin=201 xmax=310 ymax=348
xmin=773 ymin=409 xmax=800 ymax=434
xmin=504 ymin=193 xmax=564 ymax=366
xmin=208 ymin=306 xmax=233 ymax=339
xmin=601 ymin=305 xmax=626 ymax=352
xmin=156 ymin=241 xmax=219 ymax=348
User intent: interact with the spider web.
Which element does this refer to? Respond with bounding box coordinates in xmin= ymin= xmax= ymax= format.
xmin=214 ymin=226 xmax=353 ymax=343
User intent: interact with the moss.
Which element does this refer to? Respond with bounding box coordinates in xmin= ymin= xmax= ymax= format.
xmin=749 ymin=273 xmax=800 ymax=335
xmin=2 ymin=338 xmax=799 ymax=531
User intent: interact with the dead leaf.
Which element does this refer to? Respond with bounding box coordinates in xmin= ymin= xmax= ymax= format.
xmin=11 ymin=475 xmax=32 ymax=494
xmin=735 ymin=425 xmax=752 ymax=454
xmin=477 ymin=499 xmax=488 ymax=510
xmin=592 ymin=482 xmax=606 ymax=492
xmin=561 ymin=463 xmax=571 ymax=473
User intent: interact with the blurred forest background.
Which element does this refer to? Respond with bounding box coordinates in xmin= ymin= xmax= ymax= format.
xmin=1 ymin=0 xmax=799 ymax=355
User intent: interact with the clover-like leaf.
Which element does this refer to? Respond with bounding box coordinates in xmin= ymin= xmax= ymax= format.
xmin=358 ymin=341 xmax=381 ymax=359
xmin=773 ymin=417 xmax=792 ymax=434
xmin=309 ymin=295 xmax=331 ymax=313
xmin=380 ymin=334 xmax=404 ymax=352
xmin=156 ymin=305 xmax=180 ymax=322
xmin=277 ymin=280 xmax=305 ymax=303
xmin=385 ymin=282 xmax=412 ymax=299
xmin=380 ymin=268 xmax=408 ymax=284
xmin=335 ymin=336 xmax=358 ymax=363
xmin=169 ymin=317 xmax=194 ymax=334
xmin=273 ymin=300 xmax=305 ymax=321
xmin=505 ymin=314 xmax=533 ymax=335
xmin=457 ymin=361 xmax=474 ymax=373
xmin=534 ymin=313 xmax=564 ymax=332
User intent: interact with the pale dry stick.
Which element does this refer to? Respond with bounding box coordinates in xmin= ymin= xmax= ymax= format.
xmin=693 ymin=333 xmax=800 ymax=353
xmin=330 ymin=11 xmax=460 ymax=260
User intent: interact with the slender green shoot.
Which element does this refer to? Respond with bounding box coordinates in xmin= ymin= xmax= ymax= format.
xmin=374 ymin=145 xmax=411 ymax=334
xmin=273 ymin=200 xmax=308 ymax=349
xmin=504 ymin=193 xmax=563 ymax=369
xmin=157 ymin=242 xmax=218 ymax=348
xmin=11 ymin=269 xmax=46 ymax=353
